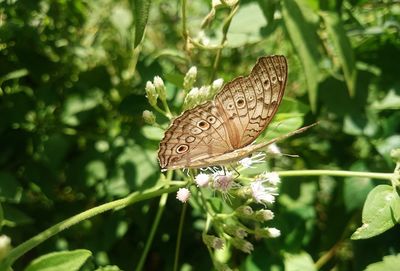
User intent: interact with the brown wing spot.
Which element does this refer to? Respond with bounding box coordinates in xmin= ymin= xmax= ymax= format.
xmin=236 ymin=98 xmax=246 ymax=108
xmin=271 ymin=75 xmax=277 ymax=83
xmin=263 ymin=78 xmax=270 ymax=86
xmin=185 ymin=136 xmax=196 ymax=143
xmin=227 ymin=103 xmax=235 ymax=110
xmin=207 ymin=116 xmax=216 ymax=123
xmin=197 ymin=120 xmax=210 ymax=130
xmin=248 ymin=95 xmax=254 ymax=101
xmin=176 ymin=144 xmax=189 ymax=154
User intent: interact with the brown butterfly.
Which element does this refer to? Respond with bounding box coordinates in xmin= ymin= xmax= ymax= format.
xmin=158 ymin=55 xmax=314 ymax=171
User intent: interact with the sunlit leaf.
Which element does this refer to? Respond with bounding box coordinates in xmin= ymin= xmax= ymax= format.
xmin=365 ymin=254 xmax=400 ymax=271
xmin=25 ymin=250 xmax=92 ymax=271
xmin=133 ymin=0 xmax=151 ymax=48
xmin=321 ymin=11 xmax=357 ymax=97
xmin=227 ymin=3 xmax=267 ymax=47
xmin=351 ymin=185 xmax=400 ymax=240
xmin=284 ymin=251 xmax=316 ymax=271
xmin=281 ymin=0 xmax=320 ymax=112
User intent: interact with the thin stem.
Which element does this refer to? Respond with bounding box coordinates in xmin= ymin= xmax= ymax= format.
xmin=173 ymin=202 xmax=188 ymax=271
xmin=276 ymin=170 xmax=393 ymax=180
xmin=135 ymin=171 xmax=173 ymax=271
xmin=160 ymin=98 xmax=172 ymax=119
xmin=210 ymin=4 xmax=239 ymax=82
xmin=0 ymin=185 xmax=182 ymax=271
xmin=181 ymin=0 xmax=189 ymax=51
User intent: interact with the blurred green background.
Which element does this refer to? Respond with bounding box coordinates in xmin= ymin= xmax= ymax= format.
xmin=1 ymin=0 xmax=400 ymax=270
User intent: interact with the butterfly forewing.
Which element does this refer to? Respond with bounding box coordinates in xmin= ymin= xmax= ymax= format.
xmin=158 ymin=55 xmax=288 ymax=170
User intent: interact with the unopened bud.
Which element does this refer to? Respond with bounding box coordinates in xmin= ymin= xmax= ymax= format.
xmin=142 ymin=110 xmax=156 ymax=125
xmin=235 ymin=206 xmax=253 ymax=218
xmin=153 ymin=76 xmax=167 ymax=101
xmin=254 ymin=209 xmax=274 ymax=222
xmin=183 ymin=66 xmax=197 ymax=91
xmin=224 ymin=224 xmax=248 ymax=239
xmin=231 ymin=238 xmax=253 ymax=254
xmin=202 ymin=234 xmax=224 ymax=249
xmin=0 ymin=235 xmax=12 ymax=261
xmin=145 ymin=81 xmax=158 ymax=106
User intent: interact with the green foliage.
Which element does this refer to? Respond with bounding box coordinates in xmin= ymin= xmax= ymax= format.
xmin=1 ymin=0 xmax=400 ymax=270
xmin=24 ymin=250 xmax=92 ymax=271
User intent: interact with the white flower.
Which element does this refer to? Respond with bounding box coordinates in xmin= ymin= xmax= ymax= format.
xmin=195 ymin=173 xmax=210 ymax=187
xmin=267 ymin=227 xmax=281 ymax=238
xmin=176 ymin=188 xmax=191 ymax=203
xmin=250 ymin=180 xmax=277 ymax=204
xmin=267 ymin=143 xmax=281 ymax=155
xmin=212 ymin=170 xmax=234 ymax=193
xmin=238 ymin=153 xmax=265 ymax=168
xmin=262 ymin=171 xmax=281 ymax=186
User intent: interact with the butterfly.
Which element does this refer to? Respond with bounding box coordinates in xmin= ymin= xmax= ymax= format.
xmin=158 ymin=55 xmax=315 ymax=171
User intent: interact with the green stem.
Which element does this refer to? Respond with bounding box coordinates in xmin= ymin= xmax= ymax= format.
xmin=181 ymin=0 xmax=189 ymax=51
xmin=160 ymin=98 xmax=172 ymax=119
xmin=0 ymin=186 xmax=181 ymax=271
xmin=210 ymin=3 xmax=239 ymax=82
xmin=277 ymin=170 xmax=393 ymax=180
xmin=173 ymin=202 xmax=188 ymax=271
xmin=135 ymin=171 xmax=173 ymax=271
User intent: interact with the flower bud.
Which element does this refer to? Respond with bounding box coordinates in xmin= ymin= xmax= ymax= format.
xmin=145 ymin=81 xmax=158 ymax=106
xmin=254 ymin=227 xmax=281 ymax=238
xmin=231 ymin=238 xmax=253 ymax=254
xmin=254 ymin=209 xmax=274 ymax=222
xmin=153 ymin=76 xmax=167 ymax=101
xmin=0 ymin=235 xmax=11 ymax=261
xmin=142 ymin=110 xmax=156 ymax=125
xmin=224 ymin=224 xmax=248 ymax=239
xmin=183 ymin=66 xmax=197 ymax=91
xmin=235 ymin=206 xmax=253 ymax=218
xmin=202 ymin=234 xmax=224 ymax=249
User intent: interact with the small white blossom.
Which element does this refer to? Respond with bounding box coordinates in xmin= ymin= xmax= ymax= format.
xmin=262 ymin=171 xmax=281 ymax=186
xmin=238 ymin=153 xmax=265 ymax=168
xmin=187 ymin=66 xmax=197 ymax=78
xmin=267 ymin=143 xmax=281 ymax=155
xmin=176 ymin=188 xmax=191 ymax=203
xmin=267 ymin=227 xmax=281 ymax=238
xmin=250 ymin=180 xmax=278 ymax=204
xmin=195 ymin=173 xmax=210 ymax=187
xmin=212 ymin=170 xmax=234 ymax=193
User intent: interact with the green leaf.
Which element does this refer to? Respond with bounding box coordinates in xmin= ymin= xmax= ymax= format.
xmin=227 ymin=3 xmax=267 ymax=47
xmin=365 ymin=254 xmax=400 ymax=271
xmin=133 ymin=0 xmax=151 ymax=48
xmin=284 ymin=251 xmax=317 ymax=271
xmin=24 ymin=250 xmax=92 ymax=271
xmin=281 ymin=0 xmax=320 ymax=112
xmin=321 ymin=11 xmax=357 ymax=97
xmin=351 ymin=185 xmax=400 ymax=240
